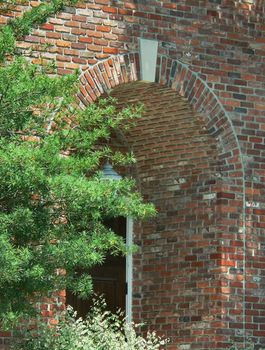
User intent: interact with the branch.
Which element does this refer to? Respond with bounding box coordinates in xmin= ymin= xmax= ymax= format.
xmin=46 ymin=98 xmax=63 ymax=134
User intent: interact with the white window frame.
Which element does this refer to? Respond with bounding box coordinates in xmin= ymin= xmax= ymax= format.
xmin=126 ymin=217 xmax=133 ymax=322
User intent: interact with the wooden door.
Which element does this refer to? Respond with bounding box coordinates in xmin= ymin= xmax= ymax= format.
xmin=66 ymin=217 xmax=127 ymax=318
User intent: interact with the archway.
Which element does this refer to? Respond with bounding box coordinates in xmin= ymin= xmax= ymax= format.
xmin=76 ymin=55 xmax=245 ymax=349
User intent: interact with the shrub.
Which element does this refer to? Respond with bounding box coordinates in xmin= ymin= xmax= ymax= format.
xmin=13 ymin=299 xmax=168 ymax=350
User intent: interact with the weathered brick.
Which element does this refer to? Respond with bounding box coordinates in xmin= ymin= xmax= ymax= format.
xmin=1 ymin=1 xmax=265 ymax=349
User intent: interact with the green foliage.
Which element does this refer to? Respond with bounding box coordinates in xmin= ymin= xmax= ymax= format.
xmin=9 ymin=0 xmax=75 ymax=39
xmin=0 ymin=0 xmax=155 ymax=328
xmin=0 ymin=57 xmax=77 ymax=134
xmin=0 ymin=95 xmax=154 ymax=326
xmin=13 ymin=299 xmax=168 ymax=350
xmin=0 ymin=0 xmax=78 ymax=61
xmin=0 ymin=25 xmax=15 ymax=60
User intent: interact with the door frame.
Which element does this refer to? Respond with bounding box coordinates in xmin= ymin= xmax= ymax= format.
xmin=126 ymin=217 xmax=133 ymax=322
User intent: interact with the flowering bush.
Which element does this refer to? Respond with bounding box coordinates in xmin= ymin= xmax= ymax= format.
xmin=13 ymin=299 xmax=168 ymax=350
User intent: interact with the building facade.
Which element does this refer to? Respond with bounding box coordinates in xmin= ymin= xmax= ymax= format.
xmin=1 ymin=1 xmax=265 ymax=349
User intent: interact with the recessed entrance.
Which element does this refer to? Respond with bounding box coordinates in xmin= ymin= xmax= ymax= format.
xmin=66 ymin=217 xmax=131 ymax=319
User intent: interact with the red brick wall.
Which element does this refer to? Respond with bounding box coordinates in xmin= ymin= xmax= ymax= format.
xmin=111 ymin=82 xmax=226 ymax=349
xmin=1 ymin=1 xmax=265 ymax=349
xmin=78 ymin=54 xmax=246 ymax=349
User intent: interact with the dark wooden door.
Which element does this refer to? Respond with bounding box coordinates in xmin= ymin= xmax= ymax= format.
xmin=66 ymin=217 xmax=127 ymax=318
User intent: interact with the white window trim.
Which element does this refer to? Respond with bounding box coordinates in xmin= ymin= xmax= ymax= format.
xmin=126 ymin=217 xmax=133 ymax=322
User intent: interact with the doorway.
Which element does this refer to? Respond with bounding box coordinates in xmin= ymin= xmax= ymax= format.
xmin=66 ymin=217 xmax=132 ymax=320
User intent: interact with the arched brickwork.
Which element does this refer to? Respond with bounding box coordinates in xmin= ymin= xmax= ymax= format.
xmin=1 ymin=0 xmax=265 ymax=347
xmin=78 ymin=53 xmax=244 ymax=181
xmin=78 ymin=53 xmax=245 ymax=217
xmin=78 ymin=55 xmax=246 ymax=349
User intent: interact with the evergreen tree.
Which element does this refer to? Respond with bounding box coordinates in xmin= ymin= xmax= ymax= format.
xmin=0 ymin=0 xmax=155 ymax=327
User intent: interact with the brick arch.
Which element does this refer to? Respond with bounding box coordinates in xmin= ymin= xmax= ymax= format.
xmin=78 ymin=53 xmax=140 ymax=106
xmin=78 ymin=54 xmax=246 ymax=348
xmin=162 ymin=57 xmax=244 ymax=181
xmin=78 ymin=53 xmax=244 ymax=178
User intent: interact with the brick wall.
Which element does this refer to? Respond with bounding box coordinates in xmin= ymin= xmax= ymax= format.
xmin=111 ymin=81 xmax=226 ymax=349
xmin=1 ymin=1 xmax=265 ymax=349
